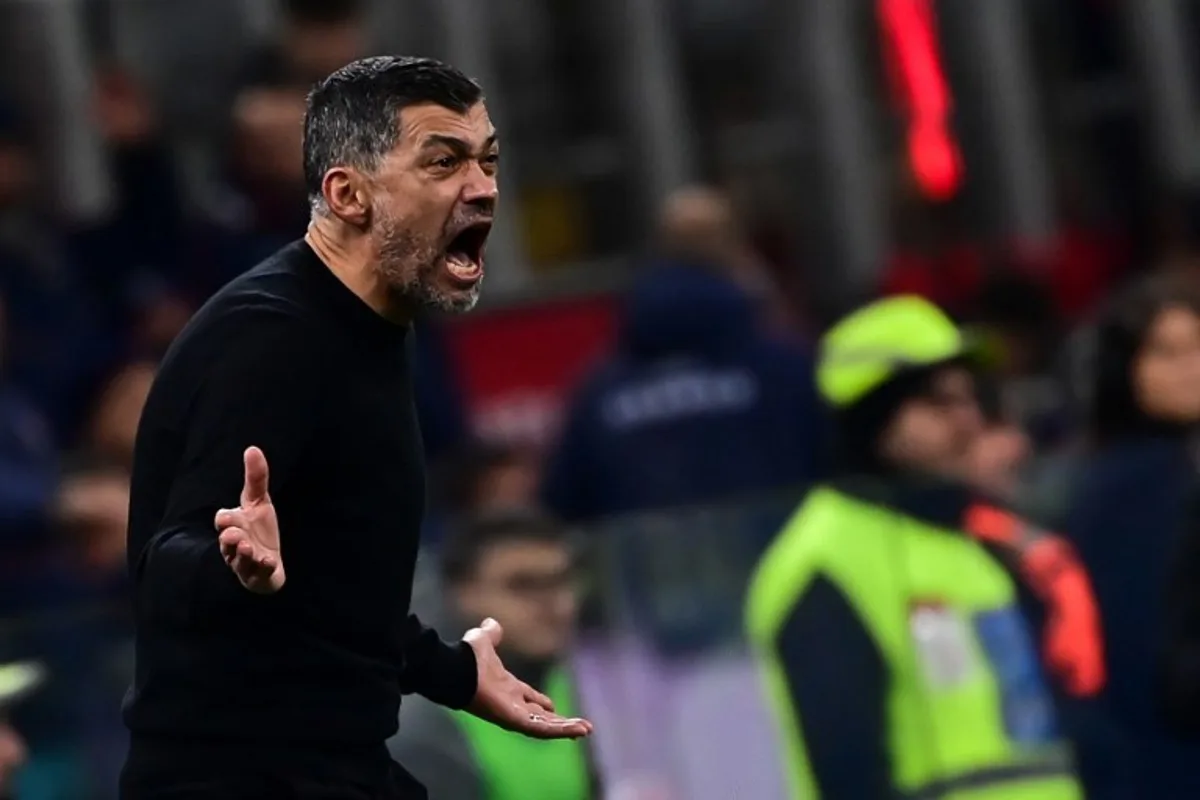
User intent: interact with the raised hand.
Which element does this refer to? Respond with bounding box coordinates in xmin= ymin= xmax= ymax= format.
xmin=214 ymin=446 xmax=285 ymax=594
xmin=463 ymin=618 xmax=593 ymax=740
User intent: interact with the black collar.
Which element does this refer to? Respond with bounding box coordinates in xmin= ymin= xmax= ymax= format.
xmin=830 ymin=473 xmax=980 ymax=532
xmin=292 ymin=239 xmax=410 ymax=348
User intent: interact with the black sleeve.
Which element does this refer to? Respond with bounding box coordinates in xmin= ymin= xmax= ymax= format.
xmin=777 ymin=575 xmax=899 ymax=800
xmin=133 ymin=311 xmax=326 ymax=628
xmin=397 ymin=614 xmax=478 ymax=709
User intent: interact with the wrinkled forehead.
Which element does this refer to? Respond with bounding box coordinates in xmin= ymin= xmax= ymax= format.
xmin=395 ymin=101 xmax=495 ymax=152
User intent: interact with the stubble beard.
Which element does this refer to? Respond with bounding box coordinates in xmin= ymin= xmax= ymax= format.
xmin=376 ymin=214 xmax=481 ymax=315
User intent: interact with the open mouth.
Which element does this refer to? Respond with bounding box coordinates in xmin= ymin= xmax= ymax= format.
xmin=443 ymin=221 xmax=492 ymax=283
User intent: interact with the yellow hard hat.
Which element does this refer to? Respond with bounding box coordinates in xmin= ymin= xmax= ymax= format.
xmin=818 ymin=295 xmax=970 ymax=408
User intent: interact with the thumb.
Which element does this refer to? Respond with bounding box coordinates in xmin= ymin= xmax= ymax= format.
xmin=241 ymin=446 xmax=270 ymax=505
xmin=481 ymin=617 xmax=503 ymax=648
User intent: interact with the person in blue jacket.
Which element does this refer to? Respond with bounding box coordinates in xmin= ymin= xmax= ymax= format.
xmin=541 ymin=258 xmax=825 ymax=522
xmin=1066 ymin=273 xmax=1200 ymax=798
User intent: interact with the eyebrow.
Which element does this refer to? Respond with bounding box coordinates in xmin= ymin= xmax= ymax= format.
xmin=420 ymin=133 xmax=499 ymax=156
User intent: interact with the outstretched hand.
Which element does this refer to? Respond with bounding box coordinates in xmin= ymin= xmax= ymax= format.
xmin=463 ymin=618 xmax=593 ymax=740
xmin=214 ymin=446 xmax=286 ymax=594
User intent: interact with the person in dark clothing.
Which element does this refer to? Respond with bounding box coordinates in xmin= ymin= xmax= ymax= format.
xmin=74 ymin=62 xmax=190 ymax=341
xmin=0 ymin=100 xmax=115 ymax=439
xmin=120 ymin=57 xmax=589 ymax=800
xmin=541 ymin=261 xmax=824 ymax=522
xmin=1067 ymin=274 xmax=1200 ymax=798
xmin=189 ymin=1 xmax=367 ymax=302
xmin=541 ymin=184 xmax=825 ymax=522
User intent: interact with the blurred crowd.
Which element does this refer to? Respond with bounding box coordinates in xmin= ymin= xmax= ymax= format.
xmin=3 ymin=0 xmax=1200 ymax=797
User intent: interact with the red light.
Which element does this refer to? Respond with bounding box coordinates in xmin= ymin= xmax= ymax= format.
xmin=879 ymin=0 xmax=963 ymax=199
xmin=910 ymin=121 xmax=963 ymax=201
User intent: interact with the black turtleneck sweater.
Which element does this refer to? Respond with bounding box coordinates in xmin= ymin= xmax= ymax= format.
xmin=122 ymin=240 xmax=477 ymax=785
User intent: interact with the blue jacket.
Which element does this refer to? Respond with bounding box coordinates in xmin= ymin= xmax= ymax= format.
xmin=1065 ymin=437 xmax=1200 ymax=799
xmin=542 ymin=262 xmax=825 ymax=521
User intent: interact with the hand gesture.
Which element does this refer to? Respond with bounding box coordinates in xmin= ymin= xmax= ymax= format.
xmin=463 ymin=618 xmax=593 ymax=740
xmin=214 ymin=446 xmax=285 ymax=594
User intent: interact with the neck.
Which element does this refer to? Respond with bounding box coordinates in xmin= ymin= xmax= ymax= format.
xmin=305 ymin=217 xmax=413 ymax=325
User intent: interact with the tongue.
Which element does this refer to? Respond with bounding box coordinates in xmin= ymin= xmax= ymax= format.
xmin=445 ymin=254 xmax=479 ymax=279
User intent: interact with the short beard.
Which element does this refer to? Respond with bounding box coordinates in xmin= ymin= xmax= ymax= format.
xmin=377 ymin=215 xmax=481 ymax=315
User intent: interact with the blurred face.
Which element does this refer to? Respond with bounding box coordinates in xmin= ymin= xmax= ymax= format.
xmin=472 ymin=457 xmax=540 ymax=514
xmin=88 ymin=361 xmax=156 ymax=466
xmin=456 ymin=539 xmax=579 ymax=662
xmin=880 ymin=367 xmax=985 ymax=477
xmin=660 ymin=185 xmax=740 ymax=262
xmin=57 ymin=469 xmax=131 ymax=572
xmin=1135 ymin=306 xmax=1200 ymax=424
xmin=968 ymin=422 xmax=1031 ymax=497
xmin=0 ymin=720 xmax=26 ymax=796
xmin=232 ymin=88 xmax=307 ymax=186
xmin=368 ymin=102 xmax=498 ymax=314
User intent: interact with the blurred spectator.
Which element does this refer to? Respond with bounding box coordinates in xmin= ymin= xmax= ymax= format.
xmin=440 ymin=444 xmax=541 ymax=516
xmin=53 ymin=461 xmax=131 ymax=581
xmin=190 ymin=81 xmax=309 ymax=293
xmin=240 ymin=0 xmax=370 ymax=91
xmin=541 ymin=191 xmax=825 ymax=522
xmin=0 ymin=661 xmax=44 ymax=800
xmin=75 ymin=62 xmax=190 ymax=340
xmin=967 ymin=420 xmax=1032 ymax=500
xmin=3 ymin=459 xmax=131 ymax=800
xmin=0 ymin=293 xmax=58 ymax=567
xmin=83 ymin=361 xmax=156 ymax=469
xmin=657 ymin=186 xmax=798 ymax=334
xmin=390 ymin=510 xmax=599 ymax=799
xmin=1066 ymin=274 xmax=1200 ymax=798
xmin=189 ymin=0 xmax=365 ymax=295
xmin=3 ymin=455 xmax=131 ymax=613
xmin=747 ymin=295 xmax=1097 ymax=799
xmin=973 ymin=273 xmax=1074 ymax=448
xmin=0 ymin=99 xmax=114 ymax=438
xmin=426 ymin=442 xmax=541 ymax=546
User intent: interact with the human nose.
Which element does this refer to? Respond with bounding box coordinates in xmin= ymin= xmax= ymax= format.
xmin=462 ymin=161 xmax=498 ymax=206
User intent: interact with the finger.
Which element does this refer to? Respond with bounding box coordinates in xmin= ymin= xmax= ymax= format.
xmin=519 ymin=713 xmax=593 ymax=740
xmin=219 ymin=527 xmax=247 ymax=562
xmin=480 ymin=617 xmax=503 ymax=648
xmin=214 ymin=507 xmax=248 ymax=532
xmin=241 ymin=446 xmax=270 ymax=505
xmin=522 ymin=683 xmax=556 ymax=713
xmin=231 ymin=547 xmax=278 ymax=583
